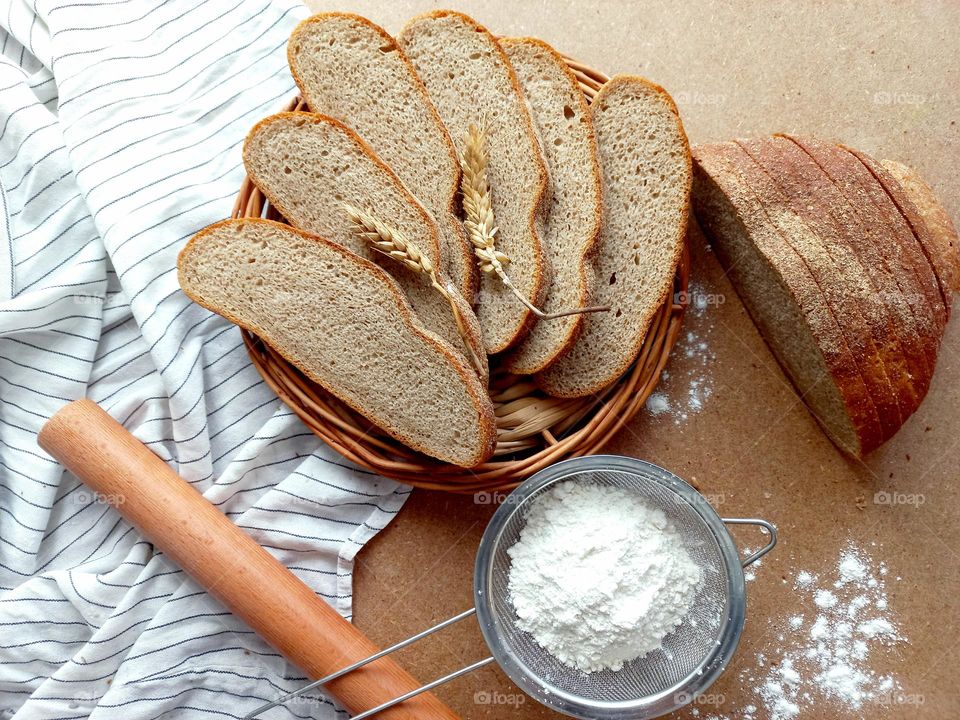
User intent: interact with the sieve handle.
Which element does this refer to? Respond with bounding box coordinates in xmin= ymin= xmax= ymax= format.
xmin=722 ymin=518 xmax=778 ymax=567
xmin=247 ymin=608 xmax=493 ymax=719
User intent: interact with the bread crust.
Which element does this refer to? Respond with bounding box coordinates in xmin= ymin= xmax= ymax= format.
xmin=759 ymin=136 xmax=919 ymax=430
xmin=733 ymin=137 xmax=904 ymax=443
xmin=398 ymin=9 xmax=549 ymax=353
xmin=178 ymin=218 xmax=497 ymax=467
xmin=849 ymin=148 xmax=954 ymax=316
xmin=693 ymin=142 xmax=884 ymax=456
xmin=879 ymin=159 xmax=960 ymax=295
xmin=534 ymin=74 xmax=691 ymax=398
xmin=783 ymin=135 xmax=939 ymax=405
xmin=287 ymin=12 xmax=478 ymax=303
xmin=499 ymin=36 xmax=604 ymax=375
xmin=242 ymin=111 xmax=489 ymax=385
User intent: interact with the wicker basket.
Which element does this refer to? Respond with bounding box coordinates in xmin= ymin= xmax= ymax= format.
xmin=232 ymin=59 xmax=689 ymax=493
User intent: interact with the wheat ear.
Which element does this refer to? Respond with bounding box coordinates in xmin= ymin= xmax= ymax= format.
xmin=342 ymin=204 xmax=485 ymax=375
xmin=460 ymin=122 xmax=608 ymax=321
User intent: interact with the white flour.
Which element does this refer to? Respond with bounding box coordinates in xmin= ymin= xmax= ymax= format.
xmin=748 ymin=543 xmax=903 ymax=719
xmin=645 ymin=281 xmax=718 ymax=424
xmin=507 ymin=481 xmax=702 ymax=672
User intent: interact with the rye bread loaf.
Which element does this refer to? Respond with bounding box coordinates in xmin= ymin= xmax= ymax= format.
xmin=753 ymin=136 xmax=922 ymax=426
xmin=693 ymin=143 xmax=884 ymax=456
xmin=242 ymin=112 xmax=487 ymax=384
xmin=535 ymin=75 xmax=691 ymax=397
xmin=177 ymin=219 xmax=496 ymax=467
xmin=878 ymin=158 xmax=960 ymax=296
xmin=847 ymin=148 xmax=954 ymax=313
xmin=731 ymin=137 xmax=904 ymax=442
xmin=397 ymin=10 xmax=548 ymax=353
xmin=287 ymin=13 xmax=477 ymax=302
xmin=499 ymin=37 xmax=603 ymax=375
xmin=784 ymin=135 xmax=941 ymax=401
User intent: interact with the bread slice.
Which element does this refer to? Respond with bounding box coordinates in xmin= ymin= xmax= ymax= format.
xmin=535 ymin=75 xmax=691 ymax=397
xmin=499 ymin=37 xmax=603 ymax=375
xmin=878 ymin=158 xmax=960 ymax=296
xmin=178 ymin=219 xmax=496 ymax=467
xmin=783 ymin=135 xmax=941 ymax=402
xmin=692 ymin=143 xmax=884 ymax=456
xmin=287 ymin=13 xmax=477 ymax=303
xmin=397 ymin=10 xmax=547 ymax=353
xmin=847 ymin=148 xmax=953 ymax=314
xmin=242 ymin=112 xmax=487 ymax=384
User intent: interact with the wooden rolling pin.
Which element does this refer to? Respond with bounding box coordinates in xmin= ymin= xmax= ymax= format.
xmin=38 ymin=399 xmax=460 ymax=720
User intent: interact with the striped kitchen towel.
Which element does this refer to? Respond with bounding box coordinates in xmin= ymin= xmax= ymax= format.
xmin=0 ymin=1 xmax=410 ymax=718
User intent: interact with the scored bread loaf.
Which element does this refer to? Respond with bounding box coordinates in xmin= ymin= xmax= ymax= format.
xmin=177 ymin=219 xmax=496 ymax=468
xmin=499 ymin=37 xmax=603 ymax=375
xmin=397 ymin=10 xmax=548 ymax=354
xmin=242 ymin=112 xmax=488 ymax=384
xmin=736 ymin=136 xmax=912 ymax=434
xmin=535 ymin=75 xmax=691 ymax=397
xmin=783 ymin=135 xmax=942 ymax=402
xmin=287 ymin=13 xmax=477 ymax=302
xmin=692 ymin=143 xmax=884 ymax=456
xmin=876 ymin=158 xmax=960 ymax=298
xmin=847 ymin=148 xmax=953 ymax=314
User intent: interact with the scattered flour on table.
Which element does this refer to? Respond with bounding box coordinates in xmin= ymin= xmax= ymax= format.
xmin=645 ymin=281 xmax=718 ymax=424
xmin=746 ymin=543 xmax=905 ymax=719
xmin=507 ymin=481 xmax=702 ymax=673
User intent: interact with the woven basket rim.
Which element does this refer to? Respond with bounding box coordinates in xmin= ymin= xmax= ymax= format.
xmin=234 ymin=56 xmax=689 ymax=492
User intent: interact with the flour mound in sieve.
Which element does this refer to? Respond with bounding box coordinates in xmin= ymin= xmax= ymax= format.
xmin=507 ymin=481 xmax=702 ymax=673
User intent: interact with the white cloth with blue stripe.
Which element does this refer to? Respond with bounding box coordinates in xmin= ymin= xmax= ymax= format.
xmin=0 ymin=2 xmax=411 ymax=717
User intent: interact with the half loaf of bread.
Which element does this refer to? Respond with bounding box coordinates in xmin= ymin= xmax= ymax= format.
xmin=693 ymin=138 xmax=954 ymax=457
xmin=178 ymin=219 xmax=496 ymax=467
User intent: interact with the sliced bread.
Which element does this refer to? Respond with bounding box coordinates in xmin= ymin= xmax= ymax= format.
xmin=177 ymin=219 xmax=496 ymax=467
xmin=242 ymin=112 xmax=488 ymax=384
xmin=499 ymin=37 xmax=603 ymax=375
xmin=784 ymin=135 xmax=941 ymax=401
xmin=747 ymin=136 xmax=919 ymax=428
xmin=535 ymin=75 xmax=691 ymax=397
xmin=692 ymin=143 xmax=884 ymax=456
xmin=847 ymin=148 xmax=954 ymax=314
xmin=730 ymin=137 xmax=904 ymax=442
xmin=287 ymin=13 xmax=477 ymax=302
xmin=397 ymin=10 xmax=548 ymax=353
xmin=878 ymin=158 xmax=960 ymax=296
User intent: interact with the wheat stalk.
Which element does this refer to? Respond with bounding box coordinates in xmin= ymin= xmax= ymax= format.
xmin=460 ymin=122 xmax=609 ymax=321
xmin=342 ymin=203 xmax=485 ymax=375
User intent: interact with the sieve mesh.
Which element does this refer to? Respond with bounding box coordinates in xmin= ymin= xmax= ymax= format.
xmin=474 ymin=457 xmax=745 ymax=719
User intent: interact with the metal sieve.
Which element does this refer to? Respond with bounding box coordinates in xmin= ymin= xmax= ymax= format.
xmin=249 ymin=455 xmax=776 ymax=720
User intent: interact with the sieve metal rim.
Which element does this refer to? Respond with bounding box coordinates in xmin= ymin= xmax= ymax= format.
xmin=473 ymin=455 xmax=750 ymax=720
